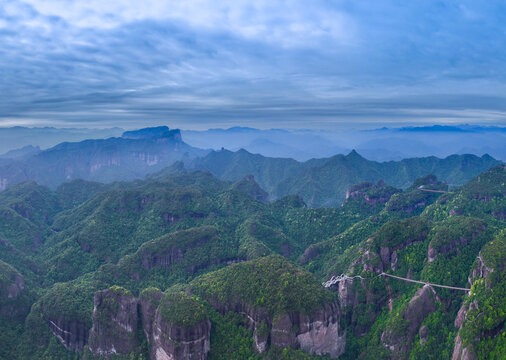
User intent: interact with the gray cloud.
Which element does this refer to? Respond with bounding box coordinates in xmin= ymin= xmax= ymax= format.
xmin=1 ymin=0 xmax=506 ymax=129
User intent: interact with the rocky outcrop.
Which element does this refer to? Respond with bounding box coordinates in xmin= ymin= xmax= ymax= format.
xmin=47 ymin=317 xmax=90 ymax=352
xmin=299 ymin=244 xmax=321 ymax=265
xmin=0 ymin=260 xmax=27 ymax=319
xmin=344 ymin=180 xmax=398 ymax=207
xmin=141 ymin=247 xmax=184 ymax=270
xmin=203 ymin=298 xmax=269 ymax=353
xmin=452 ymin=334 xmax=477 ymax=360
xmin=381 ymin=285 xmax=438 ymax=358
xmin=271 ymin=303 xmax=346 ymax=358
xmin=139 ymin=288 xmax=164 ymax=343
xmin=427 ymin=237 xmax=468 ymax=263
xmin=147 ymin=292 xmax=211 ymax=360
xmin=231 ymin=174 xmax=269 ymax=202
xmin=88 ymin=287 xmax=138 ymax=358
xmin=151 ymin=310 xmax=211 ymax=360
xmin=471 ymin=252 xmax=494 ymax=282
xmin=451 ymin=249 xmax=499 ymax=360
xmin=428 ymin=220 xmax=486 ymax=263
xmin=206 ymin=297 xmax=345 ymax=358
xmin=3 ymin=272 xmax=25 ymax=299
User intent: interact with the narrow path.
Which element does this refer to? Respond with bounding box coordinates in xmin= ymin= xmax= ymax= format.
xmin=418 ymin=188 xmax=448 ymax=194
xmin=380 ymin=272 xmax=471 ymax=292
xmin=323 ymin=272 xmax=471 ymax=292
xmin=322 ymin=274 xmax=364 ymax=288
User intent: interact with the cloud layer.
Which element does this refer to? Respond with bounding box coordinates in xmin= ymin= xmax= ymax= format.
xmin=1 ymin=0 xmax=506 ymax=129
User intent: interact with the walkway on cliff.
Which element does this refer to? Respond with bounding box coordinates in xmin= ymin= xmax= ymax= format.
xmin=323 ymin=272 xmax=471 ymax=292
xmin=380 ymin=273 xmax=471 ymax=292
xmin=417 ymin=188 xmax=448 ymax=194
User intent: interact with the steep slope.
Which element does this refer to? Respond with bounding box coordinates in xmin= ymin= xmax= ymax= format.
xmin=314 ymin=165 xmax=506 ymax=359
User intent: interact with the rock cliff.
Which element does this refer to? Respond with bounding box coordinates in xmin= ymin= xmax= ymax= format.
xmin=381 ymin=285 xmax=438 ymax=358
xmin=451 ymin=235 xmax=505 ymax=360
xmin=272 ymin=303 xmax=346 ymax=358
xmin=88 ymin=286 xmax=139 ymax=357
xmin=141 ymin=290 xmax=211 ymax=360
xmin=47 ymin=317 xmax=90 ymax=352
xmin=0 ymin=260 xmax=27 ymax=319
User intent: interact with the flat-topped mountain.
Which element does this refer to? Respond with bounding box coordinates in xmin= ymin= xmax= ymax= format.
xmin=0 ymin=126 xmax=207 ymax=191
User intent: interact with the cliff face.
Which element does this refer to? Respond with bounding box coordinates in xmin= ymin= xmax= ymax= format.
xmin=139 ymin=288 xmax=164 ymax=343
xmin=151 ymin=309 xmax=211 ymax=360
xmin=203 ymin=296 xmax=345 ymax=358
xmin=88 ymin=287 xmax=139 ymax=357
xmin=47 ymin=317 xmax=90 ymax=352
xmin=140 ymin=290 xmax=211 ymax=360
xmin=381 ymin=285 xmax=438 ymax=359
xmin=0 ymin=261 xmax=27 ymax=319
xmin=451 ymin=248 xmax=500 ymax=360
xmin=271 ymin=302 xmax=346 ymax=358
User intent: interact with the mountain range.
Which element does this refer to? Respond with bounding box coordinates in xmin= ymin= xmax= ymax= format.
xmin=0 ymin=126 xmax=501 ymax=207
xmin=0 ymin=154 xmax=504 ymax=359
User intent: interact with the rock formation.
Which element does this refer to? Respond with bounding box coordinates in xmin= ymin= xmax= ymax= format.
xmin=141 ymin=290 xmax=211 ymax=360
xmin=272 ymin=303 xmax=346 ymax=358
xmin=47 ymin=317 xmax=90 ymax=352
xmin=88 ymin=286 xmax=139 ymax=357
xmin=381 ymin=285 xmax=438 ymax=359
xmin=0 ymin=260 xmax=27 ymax=319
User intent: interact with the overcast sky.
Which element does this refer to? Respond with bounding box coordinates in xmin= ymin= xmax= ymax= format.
xmin=1 ymin=1 xmax=506 ymax=129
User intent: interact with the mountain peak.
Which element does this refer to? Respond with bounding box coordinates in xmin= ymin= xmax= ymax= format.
xmin=121 ymin=126 xmax=182 ymax=141
xmin=346 ymin=149 xmax=364 ymax=159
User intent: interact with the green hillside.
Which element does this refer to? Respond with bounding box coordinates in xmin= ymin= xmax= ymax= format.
xmin=0 ymin=163 xmax=503 ymax=359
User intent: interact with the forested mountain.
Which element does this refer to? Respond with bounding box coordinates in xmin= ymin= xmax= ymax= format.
xmin=189 ymin=148 xmax=500 ymax=206
xmin=0 ymin=162 xmax=504 ymax=359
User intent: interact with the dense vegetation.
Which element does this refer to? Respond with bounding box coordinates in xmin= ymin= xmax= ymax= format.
xmin=0 ymin=154 xmax=504 ymax=359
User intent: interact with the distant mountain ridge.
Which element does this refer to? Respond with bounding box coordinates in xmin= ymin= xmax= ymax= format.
xmin=0 ymin=126 xmax=502 ymax=208
xmin=0 ymin=126 xmax=207 ymax=191
xmin=188 ymin=148 xmax=501 ymax=207
xmin=0 ymin=126 xmax=124 ymax=154
xmin=182 ymin=124 xmax=506 ymax=161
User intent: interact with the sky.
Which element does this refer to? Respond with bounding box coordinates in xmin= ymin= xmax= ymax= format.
xmin=1 ymin=0 xmax=506 ymax=130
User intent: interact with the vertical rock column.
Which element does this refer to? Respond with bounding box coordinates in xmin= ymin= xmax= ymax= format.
xmin=88 ymin=286 xmax=139 ymax=357
xmin=149 ymin=292 xmax=211 ymax=360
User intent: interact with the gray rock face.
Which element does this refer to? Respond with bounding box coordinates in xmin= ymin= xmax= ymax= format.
xmin=4 ymin=272 xmax=24 ymax=299
xmin=139 ymin=289 xmax=164 ymax=343
xmin=419 ymin=325 xmax=428 ymax=345
xmin=381 ymin=285 xmax=437 ymax=358
xmin=141 ymin=290 xmax=211 ymax=360
xmin=451 ymin=251 xmax=494 ymax=360
xmin=294 ymin=303 xmax=346 ymax=358
xmin=88 ymin=288 xmax=139 ymax=358
xmin=205 ymin=298 xmax=269 ymax=354
xmin=150 ymin=310 xmax=211 ymax=360
xmin=209 ymin=297 xmax=345 ymax=358
xmin=0 ymin=262 xmax=28 ymax=319
xmin=47 ymin=317 xmax=90 ymax=352
xmin=141 ymin=248 xmax=184 ymax=270
xmin=452 ymin=334 xmax=477 ymax=360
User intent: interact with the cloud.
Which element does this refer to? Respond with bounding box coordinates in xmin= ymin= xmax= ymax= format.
xmin=1 ymin=1 xmax=506 ymax=129
xmin=20 ymin=0 xmax=356 ymax=47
